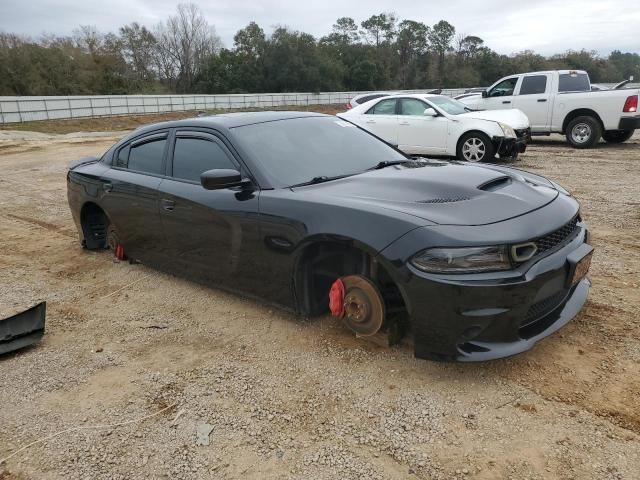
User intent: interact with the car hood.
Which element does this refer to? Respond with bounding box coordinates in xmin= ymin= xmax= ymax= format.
xmin=295 ymin=162 xmax=558 ymax=226
xmin=457 ymin=109 xmax=530 ymax=129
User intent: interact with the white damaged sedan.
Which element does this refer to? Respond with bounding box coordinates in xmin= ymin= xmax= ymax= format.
xmin=337 ymin=94 xmax=531 ymax=162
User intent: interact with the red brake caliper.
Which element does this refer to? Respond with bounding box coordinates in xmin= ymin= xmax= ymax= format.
xmin=329 ymin=278 xmax=345 ymax=317
xmin=115 ymin=244 xmax=126 ymax=261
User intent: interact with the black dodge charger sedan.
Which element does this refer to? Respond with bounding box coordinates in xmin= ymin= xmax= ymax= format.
xmin=67 ymin=112 xmax=593 ymax=361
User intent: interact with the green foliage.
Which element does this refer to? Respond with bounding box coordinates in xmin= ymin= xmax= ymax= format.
xmin=1 ymin=10 xmax=638 ymax=96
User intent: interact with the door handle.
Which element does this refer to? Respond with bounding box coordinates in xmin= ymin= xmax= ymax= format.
xmin=537 ymin=99 xmax=548 ymax=102
xmin=103 ymin=183 xmax=112 ymax=192
xmin=399 ymin=121 xmax=410 ymax=125
xmin=161 ymin=199 xmax=175 ymax=211
xmin=502 ymin=101 xmax=511 ymax=104
xmin=365 ymin=120 xmax=376 ymax=124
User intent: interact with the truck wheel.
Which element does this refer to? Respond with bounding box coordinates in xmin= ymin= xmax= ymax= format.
xmin=566 ymin=116 xmax=602 ymax=148
xmin=602 ymin=129 xmax=634 ymax=144
xmin=457 ymin=132 xmax=495 ymax=162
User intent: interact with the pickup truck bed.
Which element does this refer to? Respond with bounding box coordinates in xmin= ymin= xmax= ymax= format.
xmin=459 ymin=70 xmax=639 ymax=148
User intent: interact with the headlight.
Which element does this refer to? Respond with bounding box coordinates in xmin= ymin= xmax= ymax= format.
xmin=498 ymin=122 xmax=517 ymax=139
xmin=410 ymin=246 xmax=511 ymax=273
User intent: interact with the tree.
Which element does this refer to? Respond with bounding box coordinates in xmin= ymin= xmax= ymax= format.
xmin=509 ymin=50 xmax=546 ymax=73
xmin=231 ymin=22 xmax=267 ymax=92
xmin=396 ymin=20 xmax=429 ymax=88
xmin=74 ymin=25 xmax=101 ymax=55
xmin=331 ymin=17 xmax=360 ymax=44
xmin=1 ymin=12 xmax=638 ymax=96
xmin=456 ymin=35 xmax=484 ymax=59
xmin=360 ymin=13 xmax=397 ymax=48
xmin=234 ymin=22 xmax=266 ymax=57
xmin=428 ymin=20 xmax=455 ymax=80
xmin=262 ymin=27 xmax=342 ymax=92
xmin=155 ymin=3 xmax=222 ymax=92
xmin=119 ymin=22 xmax=158 ymax=89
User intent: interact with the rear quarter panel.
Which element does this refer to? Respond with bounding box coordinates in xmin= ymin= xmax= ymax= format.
xmin=551 ymin=89 xmax=639 ymax=131
xmin=67 ymin=161 xmax=110 ymax=238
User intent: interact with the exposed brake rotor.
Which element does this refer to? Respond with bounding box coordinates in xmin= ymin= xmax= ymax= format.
xmin=340 ymin=275 xmax=385 ymax=337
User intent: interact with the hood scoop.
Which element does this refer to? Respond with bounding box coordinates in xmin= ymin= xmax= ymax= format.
xmin=478 ymin=175 xmax=512 ymax=192
xmin=303 ymin=163 xmax=558 ymax=226
xmin=417 ymin=196 xmax=471 ymax=204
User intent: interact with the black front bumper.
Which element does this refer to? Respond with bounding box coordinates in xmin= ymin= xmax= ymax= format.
xmin=382 ymin=218 xmax=591 ymax=362
xmin=493 ymin=131 xmax=529 ymax=159
xmin=618 ymin=115 xmax=640 ymax=130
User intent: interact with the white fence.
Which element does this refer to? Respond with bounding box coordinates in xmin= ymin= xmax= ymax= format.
xmin=0 ymin=89 xmax=468 ymax=124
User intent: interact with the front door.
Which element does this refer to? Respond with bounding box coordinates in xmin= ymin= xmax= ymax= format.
xmin=482 ymin=76 xmax=519 ymax=111
xmin=512 ymin=74 xmax=552 ymax=132
xmin=157 ymin=130 xmax=261 ymax=291
xmin=396 ymin=98 xmax=449 ymax=154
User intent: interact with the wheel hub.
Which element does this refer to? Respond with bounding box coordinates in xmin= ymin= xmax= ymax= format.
xmin=462 ymin=138 xmax=486 ymax=161
xmin=340 ymin=275 xmax=385 ymax=336
xmin=571 ymin=123 xmax=592 ymax=143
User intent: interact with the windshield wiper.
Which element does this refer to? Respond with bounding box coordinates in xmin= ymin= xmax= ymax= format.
xmin=367 ymin=160 xmax=413 ymax=171
xmin=288 ymin=175 xmax=352 ymax=188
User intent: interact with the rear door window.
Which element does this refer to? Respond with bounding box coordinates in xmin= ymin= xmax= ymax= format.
xmin=126 ymin=137 xmax=167 ymax=175
xmin=558 ymin=73 xmax=591 ymax=92
xmin=172 ymin=136 xmax=236 ymax=182
xmin=366 ymin=98 xmax=397 ymax=115
xmin=519 ymin=75 xmax=548 ymax=95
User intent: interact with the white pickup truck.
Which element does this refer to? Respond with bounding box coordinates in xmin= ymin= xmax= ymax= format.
xmin=458 ymin=70 xmax=639 ymax=148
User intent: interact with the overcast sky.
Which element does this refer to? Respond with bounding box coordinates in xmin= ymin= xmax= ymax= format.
xmin=1 ymin=0 xmax=639 ymax=56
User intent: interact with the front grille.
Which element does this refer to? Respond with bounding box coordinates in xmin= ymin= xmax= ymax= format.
xmin=533 ymin=214 xmax=581 ymax=256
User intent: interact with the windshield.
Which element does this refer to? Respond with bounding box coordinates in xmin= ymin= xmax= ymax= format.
xmin=427 ymin=96 xmax=469 ymax=115
xmin=231 ymin=117 xmax=407 ymax=188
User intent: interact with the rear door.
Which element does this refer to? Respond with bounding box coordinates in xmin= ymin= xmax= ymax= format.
xmin=157 ymin=129 xmax=261 ymax=289
xmin=101 ymin=131 xmax=168 ymax=262
xmin=359 ymin=98 xmax=399 ymax=146
xmin=396 ymin=97 xmax=448 ymax=154
xmin=513 ymin=73 xmax=552 ymax=132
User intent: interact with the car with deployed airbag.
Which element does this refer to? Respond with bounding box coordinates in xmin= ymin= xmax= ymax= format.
xmin=67 ymin=112 xmax=592 ymax=361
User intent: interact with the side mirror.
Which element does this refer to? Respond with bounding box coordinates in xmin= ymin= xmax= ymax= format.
xmin=423 ymin=108 xmax=437 ymax=117
xmin=482 ymin=90 xmax=488 ymax=98
xmin=201 ymin=169 xmax=243 ymax=190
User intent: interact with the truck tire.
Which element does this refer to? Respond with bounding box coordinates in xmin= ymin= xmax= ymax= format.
xmin=602 ymin=129 xmax=634 ymax=144
xmin=565 ymin=116 xmax=602 ymax=148
xmin=457 ymin=132 xmax=495 ymax=162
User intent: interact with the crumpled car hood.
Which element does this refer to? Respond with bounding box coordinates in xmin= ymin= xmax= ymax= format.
xmin=457 ymin=109 xmax=530 ymax=130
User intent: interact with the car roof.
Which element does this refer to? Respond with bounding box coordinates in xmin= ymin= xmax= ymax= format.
xmin=132 ymin=111 xmax=329 ymax=135
xmin=496 ymin=70 xmax=588 ymax=77
xmin=362 ymin=93 xmax=446 ymax=102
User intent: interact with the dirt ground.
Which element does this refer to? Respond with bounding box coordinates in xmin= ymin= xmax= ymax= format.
xmin=0 ymin=116 xmax=639 ymax=480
